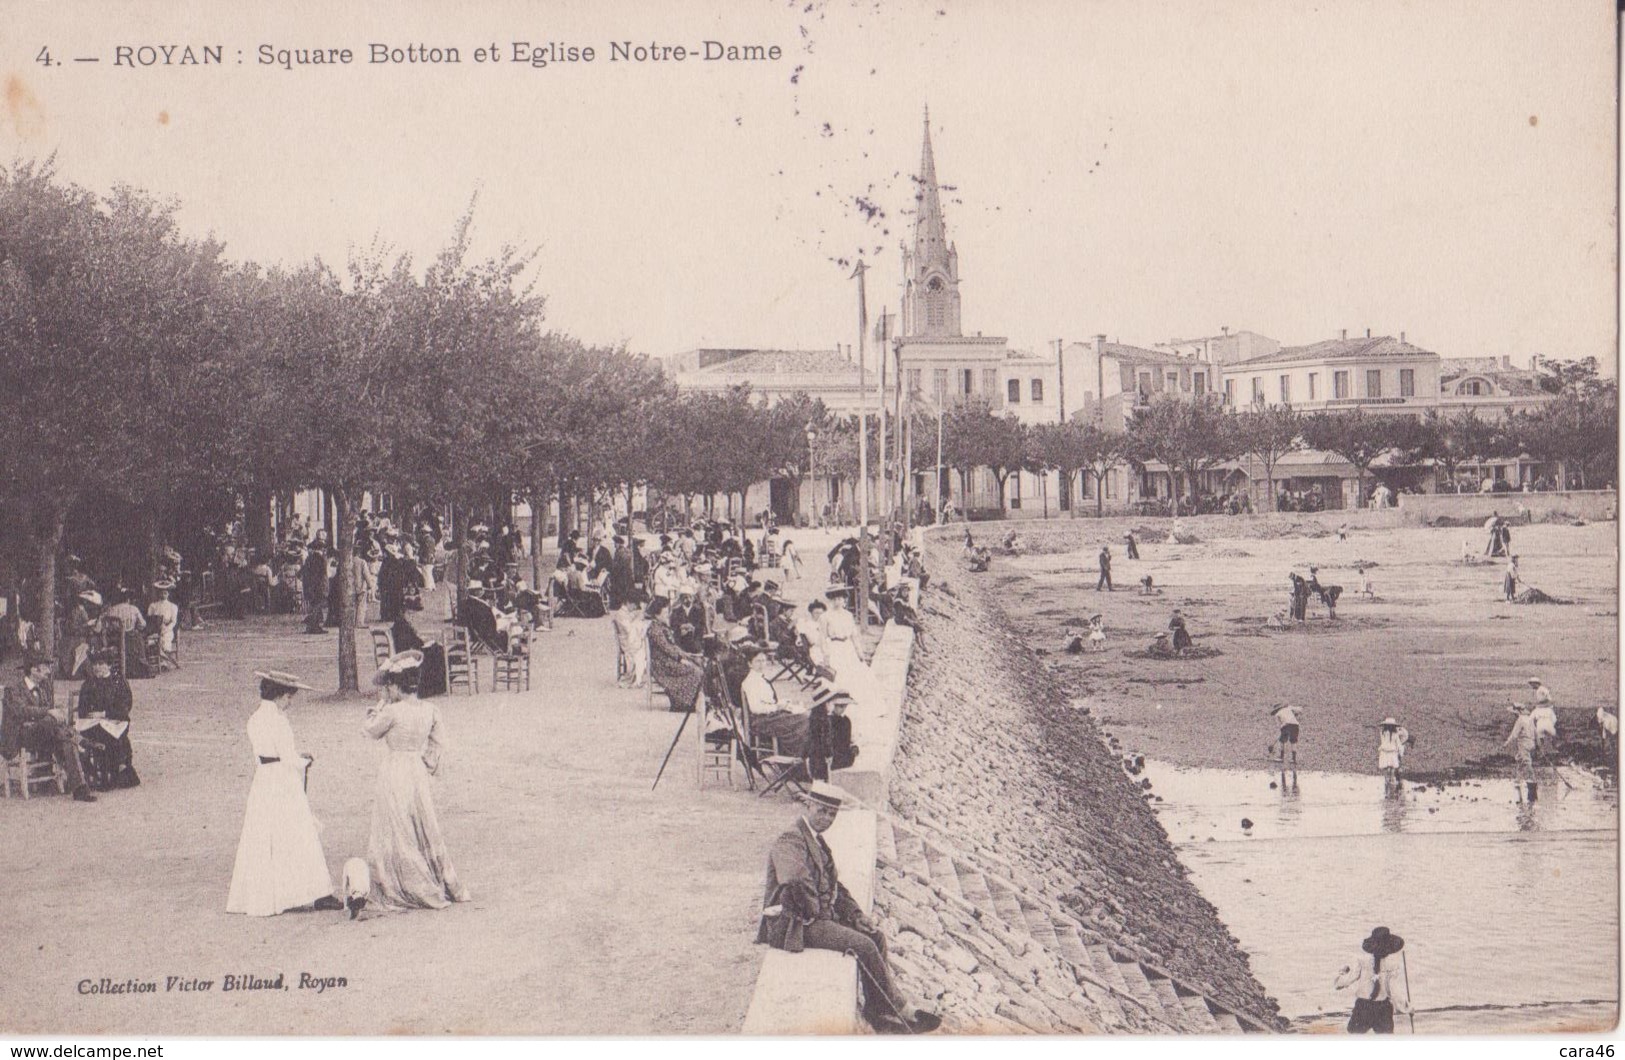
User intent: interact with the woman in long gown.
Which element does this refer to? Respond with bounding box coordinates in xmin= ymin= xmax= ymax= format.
xmin=226 ymin=671 xmax=339 ymax=916
xmin=645 ymin=597 xmax=705 ymax=712
xmin=819 ymin=587 xmax=884 ymax=712
xmin=364 ymin=651 xmax=471 ymax=911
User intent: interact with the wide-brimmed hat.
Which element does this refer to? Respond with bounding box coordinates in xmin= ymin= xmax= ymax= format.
xmin=1268 ymin=703 xmax=1292 ymax=717
xmin=78 ymin=590 xmax=102 ymax=606
xmin=254 ymin=669 xmax=315 ymax=691
xmin=823 ymin=585 xmax=850 ymax=599
xmin=152 ymin=579 xmax=176 ymax=592
xmin=801 ymin=781 xmax=847 ymax=811
xmin=1527 ymin=677 xmax=1543 ymax=686
xmin=1377 ymin=717 xmax=1400 ymax=728
xmin=810 ymin=679 xmax=842 ymax=707
xmin=726 ymin=626 xmax=751 ymax=644
xmin=372 ymin=649 xmax=425 ymax=686
xmin=1361 ymin=927 xmax=1404 ymax=956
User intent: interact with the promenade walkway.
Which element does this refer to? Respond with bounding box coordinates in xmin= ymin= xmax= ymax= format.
xmin=2 ymin=592 xmax=793 ymax=1035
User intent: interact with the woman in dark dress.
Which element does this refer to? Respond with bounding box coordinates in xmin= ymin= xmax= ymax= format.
xmin=391 ymin=615 xmax=448 ymax=697
xmin=645 ymin=597 xmax=704 ymax=713
xmin=1169 ymin=610 xmax=1193 ymax=653
xmin=76 ymin=650 xmax=139 ymax=789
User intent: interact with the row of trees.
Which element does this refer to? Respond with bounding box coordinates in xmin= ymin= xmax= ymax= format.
xmin=845 ymin=362 xmax=1616 ymax=520
xmin=0 ymin=162 xmax=831 ymax=691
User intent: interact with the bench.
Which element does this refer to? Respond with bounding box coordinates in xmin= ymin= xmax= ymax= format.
xmin=741 ymin=808 xmax=877 ymax=1035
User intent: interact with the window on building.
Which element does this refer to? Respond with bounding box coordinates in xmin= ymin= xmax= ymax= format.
xmin=1081 ymin=471 xmax=1094 ymax=499
xmin=1007 ymin=378 xmax=1021 ymax=403
xmin=983 ymin=368 xmax=998 ymax=396
xmin=1009 ymin=473 xmax=1022 ymax=510
xmin=1366 ymin=369 xmax=1382 ymax=398
xmin=961 ymin=368 xmax=974 ymax=395
xmin=1180 ymin=368 xmax=1192 ymax=393
xmin=1400 ymin=369 xmax=1415 ymax=397
xmin=908 ymin=368 xmax=922 ymax=393
xmin=1307 ymin=373 xmax=1318 ymax=400
xmin=1138 ymin=371 xmax=1152 ymax=396
xmin=1334 ymin=371 xmax=1350 ymax=399
xmin=1194 ymin=372 xmax=1206 ymax=395
xmin=1251 ymin=377 xmax=1264 ymax=404
xmin=933 ymin=368 xmax=948 ymax=401
xmin=1224 ymin=378 xmax=1235 ymax=404
xmin=1154 ymin=369 xmax=1166 ymax=393
xmin=1279 ymin=375 xmax=1291 ymax=404
xmin=1106 ymin=469 xmax=1119 ymax=499
xmin=925 ymin=276 xmax=946 ymax=329
xmin=1031 ymin=378 xmax=1044 ymax=402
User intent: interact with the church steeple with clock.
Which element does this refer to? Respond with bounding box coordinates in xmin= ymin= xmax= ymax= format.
xmin=903 ymin=106 xmax=962 ymax=339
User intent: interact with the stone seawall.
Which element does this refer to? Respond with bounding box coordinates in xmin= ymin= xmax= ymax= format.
xmin=874 ymin=537 xmax=1280 ymax=1031
xmin=1398 ymin=489 xmax=1617 ymax=525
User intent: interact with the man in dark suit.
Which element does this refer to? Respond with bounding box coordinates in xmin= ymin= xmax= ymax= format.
xmin=756 ymin=783 xmax=936 ymax=1033
xmin=3 ymin=653 xmax=96 ymax=801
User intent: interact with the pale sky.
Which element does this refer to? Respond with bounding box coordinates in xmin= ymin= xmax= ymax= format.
xmin=3 ymin=0 xmax=1616 ymax=367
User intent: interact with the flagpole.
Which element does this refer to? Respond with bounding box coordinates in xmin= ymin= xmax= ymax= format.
xmin=852 ymin=260 xmax=871 ymax=629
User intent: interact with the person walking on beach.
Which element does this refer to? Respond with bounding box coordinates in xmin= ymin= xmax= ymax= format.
xmin=1334 ymin=927 xmax=1411 ymax=1034
xmin=1504 ymin=701 xmax=1539 ymax=803
xmin=1269 ymin=704 xmax=1302 ymax=770
xmin=1096 ymin=545 xmax=1113 ymax=592
xmin=1376 ymin=718 xmax=1410 ymax=797
xmin=1502 ymin=554 xmax=1519 ymax=602
xmin=1123 ymin=531 xmax=1139 ymax=560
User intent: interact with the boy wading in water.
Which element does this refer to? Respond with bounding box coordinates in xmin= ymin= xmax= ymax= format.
xmin=1269 ymin=703 xmax=1302 ymax=772
xmin=1335 ymin=927 xmax=1412 ymax=1034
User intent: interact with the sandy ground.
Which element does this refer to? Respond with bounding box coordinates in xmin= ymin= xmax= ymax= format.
xmin=988 ymin=517 xmax=1618 ymax=778
xmin=1 ymin=578 xmax=823 ymax=1035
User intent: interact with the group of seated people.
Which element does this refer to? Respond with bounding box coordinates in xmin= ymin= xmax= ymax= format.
xmin=47 ymin=563 xmax=182 ymax=681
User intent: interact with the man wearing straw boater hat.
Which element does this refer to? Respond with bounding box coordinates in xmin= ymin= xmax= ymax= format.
xmin=756 ymin=782 xmax=940 ymax=1034
xmin=1334 ymin=926 xmax=1412 ymax=1033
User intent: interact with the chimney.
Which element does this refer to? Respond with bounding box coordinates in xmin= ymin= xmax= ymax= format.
xmin=1222 ymin=326 xmax=1230 ymax=336
xmin=1531 ymin=353 xmax=1541 ymax=371
xmin=1400 ymin=331 xmax=1406 ymax=343
xmin=1340 ymin=329 xmax=1347 ymax=340
xmin=1365 ymin=328 xmax=1371 ymax=338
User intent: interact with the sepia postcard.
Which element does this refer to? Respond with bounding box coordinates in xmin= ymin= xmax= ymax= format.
xmin=0 ymin=0 xmax=1617 ymax=1050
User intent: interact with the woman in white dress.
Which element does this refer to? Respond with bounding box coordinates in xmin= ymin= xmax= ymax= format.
xmin=364 ymin=652 xmax=471 ymax=911
xmin=226 ymin=671 xmax=339 ymax=916
xmin=819 ymin=586 xmax=884 ymax=712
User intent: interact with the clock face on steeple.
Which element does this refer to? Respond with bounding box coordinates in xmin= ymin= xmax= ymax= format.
xmin=927 ymin=277 xmax=944 ymax=293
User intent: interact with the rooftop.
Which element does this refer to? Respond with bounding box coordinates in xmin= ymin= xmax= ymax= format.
xmin=1232 ymin=335 xmax=1436 ymax=368
xmin=677 ymin=347 xmax=875 ymax=382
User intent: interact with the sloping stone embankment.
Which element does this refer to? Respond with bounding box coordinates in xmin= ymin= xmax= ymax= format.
xmin=876 ymin=537 xmax=1281 ymax=1031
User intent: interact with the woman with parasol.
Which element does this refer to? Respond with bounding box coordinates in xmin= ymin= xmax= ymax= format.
xmin=226 ymin=670 xmax=340 ymax=915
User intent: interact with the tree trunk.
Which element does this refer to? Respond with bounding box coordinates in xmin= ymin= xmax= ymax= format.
xmin=245 ymin=486 xmax=274 ymax=556
xmin=625 ymin=482 xmax=635 ymax=532
xmin=1041 ymin=473 xmax=1049 ymax=518
xmin=530 ymin=484 xmax=545 ymax=590
xmin=333 ymin=485 xmax=360 ymax=693
xmin=32 ymin=494 xmax=71 ymax=663
xmin=1096 ymin=469 xmax=1105 ymax=518
xmin=557 ymin=481 xmax=572 ymax=550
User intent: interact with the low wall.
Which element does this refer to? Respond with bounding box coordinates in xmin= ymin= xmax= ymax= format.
xmin=740 ymin=621 xmax=916 ymax=1035
xmin=1398 ymin=489 xmax=1617 ymax=526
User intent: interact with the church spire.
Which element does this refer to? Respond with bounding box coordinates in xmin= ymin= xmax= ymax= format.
xmin=905 ymin=105 xmax=961 ymax=338
xmin=913 ymin=106 xmax=948 ymax=272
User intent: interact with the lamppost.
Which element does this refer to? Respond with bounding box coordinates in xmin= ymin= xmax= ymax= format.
xmin=804 ymin=422 xmax=818 ymax=527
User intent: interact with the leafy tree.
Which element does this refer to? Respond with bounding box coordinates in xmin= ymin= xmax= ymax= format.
xmin=1072 ymin=421 xmax=1132 ymax=518
xmin=1126 ymin=396 xmax=1242 ymax=516
xmin=1233 ymin=405 xmax=1303 ymax=511
xmin=1301 ymin=410 xmax=1416 ymax=508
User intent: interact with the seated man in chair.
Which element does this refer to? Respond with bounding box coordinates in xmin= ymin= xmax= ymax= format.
xmin=459 ymin=584 xmax=512 ymax=654
xmin=2 ymin=653 xmax=97 ymax=802
xmin=756 ymin=783 xmax=938 ymax=1034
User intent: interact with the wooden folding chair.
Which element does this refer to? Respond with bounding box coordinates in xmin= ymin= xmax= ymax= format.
xmin=369 ymin=626 xmax=395 ymax=671
xmin=492 ymin=630 xmax=531 ymax=692
xmin=1 ymin=750 xmax=66 ymax=798
xmin=445 ymin=625 xmax=479 ymax=695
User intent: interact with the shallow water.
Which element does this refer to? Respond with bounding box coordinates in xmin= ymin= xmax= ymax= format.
xmin=1141 ymin=760 xmax=1619 ymax=1034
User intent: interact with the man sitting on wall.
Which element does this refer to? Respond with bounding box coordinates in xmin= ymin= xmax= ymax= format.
xmin=756 ymin=783 xmax=939 ymax=1034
